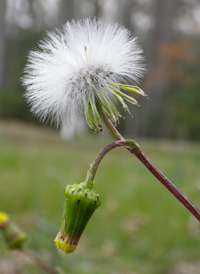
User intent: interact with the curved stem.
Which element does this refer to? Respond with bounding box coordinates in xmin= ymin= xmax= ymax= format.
xmin=100 ymin=110 xmax=200 ymax=222
xmin=22 ymin=248 xmax=57 ymax=274
xmin=86 ymin=140 xmax=138 ymax=182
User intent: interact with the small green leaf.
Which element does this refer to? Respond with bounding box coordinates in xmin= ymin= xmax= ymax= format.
xmin=109 ymin=83 xmax=147 ymax=97
xmin=109 ymin=88 xmax=130 ymax=113
xmin=110 ymin=86 xmax=139 ymax=106
xmin=84 ymin=97 xmax=99 ymax=131
xmin=89 ymin=94 xmax=102 ymax=131
xmin=97 ymin=91 xmax=121 ymax=124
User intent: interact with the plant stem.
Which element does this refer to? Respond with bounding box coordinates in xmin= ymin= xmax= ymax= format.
xmin=100 ymin=108 xmax=200 ymax=222
xmin=22 ymin=248 xmax=57 ymax=274
xmin=98 ymin=104 xmax=124 ymax=140
xmin=133 ymin=148 xmax=200 ymax=221
xmin=86 ymin=140 xmax=138 ymax=182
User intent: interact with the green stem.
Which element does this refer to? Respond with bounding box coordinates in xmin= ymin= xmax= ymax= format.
xmin=86 ymin=140 xmax=138 ymax=183
xmin=97 ymin=104 xmax=124 ymax=140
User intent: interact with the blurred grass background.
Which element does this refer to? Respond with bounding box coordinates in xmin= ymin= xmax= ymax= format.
xmin=0 ymin=121 xmax=200 ymax=274
xmin=1 ymin=1 xmax=200 ymax=273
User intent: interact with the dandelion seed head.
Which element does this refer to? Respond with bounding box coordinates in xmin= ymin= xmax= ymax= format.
xmin=23 ymin=18 xmax=145 ymax=129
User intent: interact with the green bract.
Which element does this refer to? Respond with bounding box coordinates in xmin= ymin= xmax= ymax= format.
xmin=84 ymin=83 xmax=146 ymax=132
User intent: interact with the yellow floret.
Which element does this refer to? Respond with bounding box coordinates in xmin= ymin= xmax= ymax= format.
xmin=0 ymin=212 xmax=9 ymax=226
xmin=54 ymin=238 xmax=76 ymax=254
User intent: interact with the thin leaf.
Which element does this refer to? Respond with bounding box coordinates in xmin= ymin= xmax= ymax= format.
xmin=84 ymin=96 xmax=101 ymax=131
xmin=110 ymin=86 xmax=139 ymax=106
xmin=109 ymin=83 xmax=147 ymax=96
xmin=97 ymin=91 xmax=121 ymax=124
xmin=90 ymin=94 xmax=102 ymax=131
xmin=109 ymin=88 xmax=130 ymax=113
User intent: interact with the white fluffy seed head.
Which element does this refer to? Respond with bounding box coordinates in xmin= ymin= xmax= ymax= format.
xmin=22 ymin=18 xmax=145 ymax=129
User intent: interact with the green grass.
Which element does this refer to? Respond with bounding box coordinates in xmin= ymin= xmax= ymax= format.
xmin=0 ymin=121 xmax=200 ymax=274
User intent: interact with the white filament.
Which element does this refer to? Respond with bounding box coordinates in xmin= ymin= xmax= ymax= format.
xmin=23 ymin=18 xmax=144 ymax=126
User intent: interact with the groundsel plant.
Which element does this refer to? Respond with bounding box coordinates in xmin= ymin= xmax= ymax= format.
xmin=0 ymin=212 xmax=57 ymax=274
xmin=23 ymin=18 xmax=145 ymax=130
xmin=23 ymin=18 xmax=200 ymax=255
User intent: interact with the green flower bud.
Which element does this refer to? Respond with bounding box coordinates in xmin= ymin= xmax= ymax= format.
xmin=54 ymin=182 xmax=101 ymax=254
xmin=0 ymin=212 xmax=9 ymax=228
xmin=0 ymin=212 xmax=27 ymax=249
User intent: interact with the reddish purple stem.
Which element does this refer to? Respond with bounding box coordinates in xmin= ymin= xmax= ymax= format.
xmin=99 ymin=106 xmax=200 ymax=222
xmin=133 ymin=147 xmax=200 ymax=221
xmin=87 ymin=136 xmax=200 ymax=222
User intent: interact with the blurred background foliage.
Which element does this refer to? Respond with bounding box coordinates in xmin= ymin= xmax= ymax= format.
xmin=1 ymin=1 xmax=200 ymax=274
xmin=0 ymin=127 xmax=200 ymax=274
xmin=0 ymin=0 xmax=200 ymax=139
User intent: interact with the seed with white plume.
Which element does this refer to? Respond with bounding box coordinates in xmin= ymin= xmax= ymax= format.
xmin=23 ymin=18 xmax=146 ymax=131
